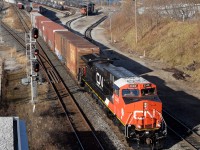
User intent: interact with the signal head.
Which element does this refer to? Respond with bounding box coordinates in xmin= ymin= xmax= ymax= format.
xmin=33 ymin=62 xmax=39 ymax=72
xmin=32 ymin=28 xmax=39 ymax=39
xmin=34 ymin=49 xmax=39 ymax=55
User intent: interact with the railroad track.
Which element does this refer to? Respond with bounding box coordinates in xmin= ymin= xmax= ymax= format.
xmin=12 ymin=4 xmax=30 ymax=32
xmin=1 ymin=6 xmax=105 ymax=149
xmin=84 ymin=15 xmax=107 ymax=41
xmin=36 ymin=49 xmax=104 ymax=149
xmin=163 ymin=110 xmax=200 ymax=149
xmin=66 ymin=16 xmax=84 ymax=31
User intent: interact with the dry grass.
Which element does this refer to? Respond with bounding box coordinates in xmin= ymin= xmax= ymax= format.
xmin=9 ymin=48 xmax=27 ymax=64
xmin=37 ymin=82 xmax=49 ymax=100
xmin=108 ymin=0 xmax=200 ymax=83
xmin=137 ymin=21 xmax=200 ymax=67
xmin=2 ymin=6 xmax=23 ymax=32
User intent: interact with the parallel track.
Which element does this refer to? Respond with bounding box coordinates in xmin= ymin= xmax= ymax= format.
xmin=12 ymin=5 xmax=30 ymax=32
xmin=84 ymin=15 xmax=107 ymax=40
xmin=66 ymin=16 xmax=83 ymax=31
xmin=163 ymin=110 xmax=200 ymax=149
xmin=2 ymin=5 xmax=105 ymax=150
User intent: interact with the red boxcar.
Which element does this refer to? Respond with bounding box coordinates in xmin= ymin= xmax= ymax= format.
xmin=30 ymin=12 xmax=42 ymax=28
xmin=35 ymin=16 xmax=52 ymax=36
xmin=42 ymin=22 xmax=67 ymax=51
xmin=55 ymin=31 xmax=89 ymax=62
xmin=54 ymin=30 xmax=99 ymax=77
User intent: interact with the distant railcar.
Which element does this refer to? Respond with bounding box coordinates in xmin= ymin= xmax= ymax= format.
xmin=80 ymin=2 xmax=95 ymax=16
xmin=17 ymin=2 xmax=24 ymax=9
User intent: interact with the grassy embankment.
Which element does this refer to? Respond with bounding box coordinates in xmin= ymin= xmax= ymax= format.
xmin=104 ymin=1 xmax=200 ymax=82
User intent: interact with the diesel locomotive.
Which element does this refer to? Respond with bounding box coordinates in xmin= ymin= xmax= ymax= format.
xmin=80 ymin=2 xmax=96 ymax=16
xmin=79 ymin=54 xmax=167 ymax=148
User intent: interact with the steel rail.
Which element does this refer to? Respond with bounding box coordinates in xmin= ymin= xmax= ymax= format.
xmin=66 ymin=16 xmax=83 ymax=31
xmin=163 ymin=109 xmax=200 ymax=149
xmin=84 ymin=15 xmax=107 ymax=40
xmin=36 ymin=38 xmax=105 ymax=150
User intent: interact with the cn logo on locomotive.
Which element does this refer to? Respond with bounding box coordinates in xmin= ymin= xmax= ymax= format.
xmin=96 ymin=72 xmax=103 ymax=89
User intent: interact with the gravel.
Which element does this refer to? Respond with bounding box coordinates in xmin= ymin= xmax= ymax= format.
xmin=0 ymin=117 xmax=14 ymax=150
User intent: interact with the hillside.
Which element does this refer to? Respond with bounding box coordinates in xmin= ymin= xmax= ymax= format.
xmin=104 ymin=1 xmax=200 ymax=83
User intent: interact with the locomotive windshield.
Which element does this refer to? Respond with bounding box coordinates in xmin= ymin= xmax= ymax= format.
xmin=122 ymin=88 xmax=160 ymax=104
xmin=141 ymin=88 xmax=156 ymax=96
xmin=122 ymin=89 xmax=139 ymax=97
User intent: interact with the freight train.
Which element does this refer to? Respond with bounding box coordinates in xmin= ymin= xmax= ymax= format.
xmin=30 ymin=0 xmax=64 ymax=10
xmin=30 ymin=12 xmax=167 ymax=149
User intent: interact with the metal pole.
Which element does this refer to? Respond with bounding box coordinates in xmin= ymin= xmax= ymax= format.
xmin=110 ymin=13 xmax=112 ymax=42
xmin=29 ymin=31 xmax=34 ymax=104
xmin=135 ymin=0 xmax=138 ymax=44
xmin=87 ymin=3 xmax=88 ymax=17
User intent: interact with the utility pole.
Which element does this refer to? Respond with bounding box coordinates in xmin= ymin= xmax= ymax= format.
xmin=109 ymin=12 xmax=113 ymax=42
xmin=87 ymin=2 xmax=89 ymax=17
xmin=135 ymin=0 xmax=138 ymax=44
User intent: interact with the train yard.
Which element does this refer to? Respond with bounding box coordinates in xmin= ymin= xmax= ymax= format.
xmin=0 ymin=1 xmax=200 ymax=150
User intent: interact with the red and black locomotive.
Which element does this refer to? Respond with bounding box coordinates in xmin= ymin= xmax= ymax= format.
xmin=79 ymin=54 xmax=167 ymax=148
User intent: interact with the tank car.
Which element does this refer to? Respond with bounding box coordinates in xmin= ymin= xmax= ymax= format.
xmin=79 ymin=53 xmax=167 ymax=148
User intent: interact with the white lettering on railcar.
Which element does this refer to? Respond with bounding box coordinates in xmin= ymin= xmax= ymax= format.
xmin=96 ymin=72 xmax=103 ymax=89
xmin=133 ymin=110 xmax=153 ymax=120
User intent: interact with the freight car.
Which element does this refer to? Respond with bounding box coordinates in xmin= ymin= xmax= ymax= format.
xmin=24 ymin=2 xmax=43 ymax=13
xmin=31 ymin=0 xmax=64 ymax=11
xmin=30 ymin=12 xmax=167 ymax=148
xmin=17 ymin=2 xmax=24 ymax=9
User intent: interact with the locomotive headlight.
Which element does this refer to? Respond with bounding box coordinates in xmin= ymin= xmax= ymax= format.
xmin=144 ymin=102 xmax=148 ymax=109
xmin=145 ymin=131 xmax=149 ymax=135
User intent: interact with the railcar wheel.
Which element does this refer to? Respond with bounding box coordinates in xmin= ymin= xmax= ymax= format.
xmin=154 ymin=139 xmax=165 ymax=150
xmin=79 ymin=80 xmax=85 ymax=87
xmin=106 ymin=110 xmax=114 ymax=119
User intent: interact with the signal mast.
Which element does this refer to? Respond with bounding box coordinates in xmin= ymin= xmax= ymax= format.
xmin=25 ymin=28 xmax=40 ymax=112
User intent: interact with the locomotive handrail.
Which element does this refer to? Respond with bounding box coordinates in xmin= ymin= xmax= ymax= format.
xmin=125 ymin=113 xmax=133 ymax=125
xmin=156 ymin=110 xmax=167 ymax=132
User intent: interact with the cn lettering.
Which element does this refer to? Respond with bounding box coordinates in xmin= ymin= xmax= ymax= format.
xmin=96 ymin=72 xmax=103 ymax=88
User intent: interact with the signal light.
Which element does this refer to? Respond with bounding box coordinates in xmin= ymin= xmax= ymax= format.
xmin=33 ymin=63 xmax=39 ymax=72
xmin=34 ymin=49 xmax=39 ymax=55
xmin=32 ymin=28 xmax=39 ymax=39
